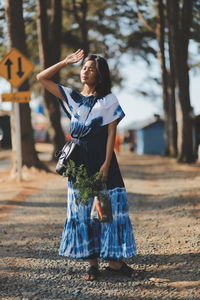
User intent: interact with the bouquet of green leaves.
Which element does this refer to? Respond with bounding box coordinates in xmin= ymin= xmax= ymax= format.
xmin=63 ymin=160 xmax=113 ymax=222
xmin=63 ymin=160 xmax=103 ymax=204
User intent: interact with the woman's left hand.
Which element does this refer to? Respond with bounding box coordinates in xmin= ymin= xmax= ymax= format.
xmin=99 ymin=163 xmax=109 ymax=182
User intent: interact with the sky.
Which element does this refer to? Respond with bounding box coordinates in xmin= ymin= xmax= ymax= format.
xmin=113 ymin=56 xmax=162 ymax=128
xmin=114 ymin=51 xmax=200 ymax=129
xmin=1 ymin=51 xmax=200 ymax=130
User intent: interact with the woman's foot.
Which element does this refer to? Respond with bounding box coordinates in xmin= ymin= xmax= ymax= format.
xmin=107 ymin=261 xmax=138 ymax=279
xmin=83 ymin=265 xmax=100 ymax=281
xmin=82 ymin=259 xmax=100 ymax=281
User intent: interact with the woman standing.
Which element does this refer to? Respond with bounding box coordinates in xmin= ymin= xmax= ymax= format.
xmin=36 ymin=49 xmax=137 ymax=280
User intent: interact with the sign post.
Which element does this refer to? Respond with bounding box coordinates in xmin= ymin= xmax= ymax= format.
xmin=0 ymin=48 xmax=34 ymax=181
xmin=13 ymin=96 xmax=22 ymax=181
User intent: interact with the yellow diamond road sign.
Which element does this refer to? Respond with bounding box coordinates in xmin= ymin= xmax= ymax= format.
xmin=0 ymin=48 xmax=34 ymax=88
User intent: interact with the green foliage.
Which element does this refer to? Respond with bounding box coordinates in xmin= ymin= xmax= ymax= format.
xmin=61 ymin=0 xmax=127 ymax=88
xmin=1 ymin=0 xmax=200 ymax=112
xmin=63 ymin=159 xmax=103 ymax=205
xmin=23 ymin=0 xmax=39 ymax=64
xmin=0 ymin=2 xmax=6 ymax=55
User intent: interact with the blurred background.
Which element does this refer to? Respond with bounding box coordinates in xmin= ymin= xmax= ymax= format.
xmin=1 ymin=0 xmax=200 ymax=172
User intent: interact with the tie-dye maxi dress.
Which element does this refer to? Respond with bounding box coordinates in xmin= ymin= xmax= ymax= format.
xmin=57 ymin=85 xmax=136 ymax=260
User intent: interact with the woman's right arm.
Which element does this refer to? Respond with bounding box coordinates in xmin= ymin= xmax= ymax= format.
xmin=36 ymin=49 xmax=84 ymax=100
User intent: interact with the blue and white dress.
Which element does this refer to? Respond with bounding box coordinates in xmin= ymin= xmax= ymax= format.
xmin=58 ymin=85 xmax=136 ymax=260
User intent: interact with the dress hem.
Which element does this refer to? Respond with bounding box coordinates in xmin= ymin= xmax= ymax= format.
xmin=58 ymin=250 xmax=137 ymax=260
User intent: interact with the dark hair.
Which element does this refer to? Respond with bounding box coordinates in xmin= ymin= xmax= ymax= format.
xmin=82 ymin=55 xmax=112 ymax=98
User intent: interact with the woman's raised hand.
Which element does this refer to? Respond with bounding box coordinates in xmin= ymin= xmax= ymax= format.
xmin=63 ymin=49 xmax=84 ymax=65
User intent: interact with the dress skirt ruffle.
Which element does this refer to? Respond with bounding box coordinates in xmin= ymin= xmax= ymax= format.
xmin=59 ymin=182 xmax=136 ymax=260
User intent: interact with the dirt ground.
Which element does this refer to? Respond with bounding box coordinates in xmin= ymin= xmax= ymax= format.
xmin=0 ymin=144 xmax=200 ymax=299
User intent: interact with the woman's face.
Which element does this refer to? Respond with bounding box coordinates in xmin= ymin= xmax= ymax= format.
xmin=80 ymin=60 xmax=99 ymax=87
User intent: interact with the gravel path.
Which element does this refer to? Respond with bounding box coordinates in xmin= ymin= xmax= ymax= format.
xmin=0 ymin=152 xmax=200 ymax=299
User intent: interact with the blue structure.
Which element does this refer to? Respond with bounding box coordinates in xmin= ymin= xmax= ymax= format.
xmin=36 ymin=104 xmax=45 ymax=115
xmin=136 ymin=119 xmax=165 ymax=155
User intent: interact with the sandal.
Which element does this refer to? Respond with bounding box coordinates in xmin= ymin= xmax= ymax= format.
xmin=106 ymin=262 xmax=137 ymax=278
xmin=83 ymin=265 xmax=100 ymax=281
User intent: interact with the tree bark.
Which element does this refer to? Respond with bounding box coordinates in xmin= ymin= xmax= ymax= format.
xmin=156 ymin=0 xmax=170 ymax=156
xmin=167 ymin=69 xmax=178 ymax=157
xmin=72 ymin=0 xmax=89 ymax=56
xmin=156 ymin=0 xmax=177 ymax=157
xmin=5 ymin=0 xmax=47 ymax=172
xmin=167 ymin=0 xmax=195 ymax=163
xmin=136 ymin=0 xmax=178 ymax=158
xmin=36 ymin=0 xmax=65 ymax=157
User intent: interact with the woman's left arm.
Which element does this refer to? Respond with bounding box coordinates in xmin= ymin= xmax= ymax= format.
xmin=99 ymin=120 xmax=118 ymax=182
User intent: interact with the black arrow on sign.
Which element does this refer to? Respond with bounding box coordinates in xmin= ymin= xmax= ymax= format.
xmin=5 ymin=59 xmax=13 ymax=80
xmin=16 ymin=57 xmax=24 ymax=78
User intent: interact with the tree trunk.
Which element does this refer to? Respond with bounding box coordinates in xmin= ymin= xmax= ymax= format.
xmin=72 ymin=0 xmax=89 ymax=56
xmin=156 ymin=0 xmax=170 ymax=156
xmin=5 ymin=0 xmax=47 ymax=172
xmin=36 ymin=0 xmax=65 ymax=158
xmin=158 ymin=0 xmax=177 ymax=157
xmin=167 ymin=69 xmax=177 ymax=157
xmin=178 ymin=0 xmax=195 ymax=162
xmin=80 ymin=0 xmax=89 ymax=56
xmin=136 ymin=0 xmax=178 ymax=158
xmin=167 ymin=0 xmax=195 ymax=163
xmin=166 ymin=0 xmax=178 ymax=158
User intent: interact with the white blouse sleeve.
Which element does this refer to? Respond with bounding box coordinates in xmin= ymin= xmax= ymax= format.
xmin=57 ymin=85 xmax=80 ymax=118
xmin=85 ymin=93 xmax=125 ymax=127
